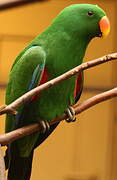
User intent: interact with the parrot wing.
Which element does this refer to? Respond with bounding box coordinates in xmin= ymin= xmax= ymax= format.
xmin=5 ymin=45 xmax=46 ymax=132
xmin=14 ymin=64 xmax=46 ymax=129
xmin=5 ymin=44 xmax=59 ymax=155
xmin=15 ymin=57 xmax=59 ymax=149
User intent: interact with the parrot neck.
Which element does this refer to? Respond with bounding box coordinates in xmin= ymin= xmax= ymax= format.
xmin=32 ymin=25 xmax=92 ymax=73
xmin=44 ymin=25 xmax=91 ymax=67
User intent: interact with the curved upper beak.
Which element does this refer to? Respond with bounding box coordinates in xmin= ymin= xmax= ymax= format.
xmin=99 ymin=16 xmax=110 ymax=38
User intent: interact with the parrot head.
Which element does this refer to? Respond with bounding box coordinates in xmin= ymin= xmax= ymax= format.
xmin=52 ymin=4 xmax=110 ymax=40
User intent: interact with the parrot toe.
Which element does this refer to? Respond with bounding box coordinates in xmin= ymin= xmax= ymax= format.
xmin=65 ymin=106 xmax=76 ymax=123
xmin=39 ymin=120 xmax=50 ymax=133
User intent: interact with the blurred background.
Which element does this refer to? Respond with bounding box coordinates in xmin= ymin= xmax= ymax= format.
xmin=0 ymin=0 xmax=117 ymax=180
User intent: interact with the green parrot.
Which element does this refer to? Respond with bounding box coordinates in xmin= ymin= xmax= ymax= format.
xmin=4 ymin=4 xmax=110 ymax=180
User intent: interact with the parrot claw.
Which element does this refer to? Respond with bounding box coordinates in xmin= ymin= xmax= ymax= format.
xmin=65 ymin=106 xmax=76 ymax=123
xmin=39 ymin=120 xmax=50 ymax=133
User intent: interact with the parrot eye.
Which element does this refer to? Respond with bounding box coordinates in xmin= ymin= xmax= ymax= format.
xmin=87 ymin=11 xmax=94 ymax=16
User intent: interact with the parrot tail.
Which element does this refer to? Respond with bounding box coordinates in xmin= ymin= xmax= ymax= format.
xmin=4 ymin=143 xmax=34 ymax=180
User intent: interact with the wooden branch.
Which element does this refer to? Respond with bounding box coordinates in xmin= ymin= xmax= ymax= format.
xmin=0 ymin=52 xmax=116 ymax=145
xmin=0 ymin=0 xmax=43 ymax=10
xmin=0 ymin=145 xmax=5 ymax=180
xmin=0 ymin=87 xmax=117 ymax=145
xmin=0 ymin=52 xmax=117 ymax=116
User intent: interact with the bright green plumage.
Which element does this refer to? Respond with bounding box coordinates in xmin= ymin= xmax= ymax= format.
xmin=5 ymin=4 xmax=107 ymax=180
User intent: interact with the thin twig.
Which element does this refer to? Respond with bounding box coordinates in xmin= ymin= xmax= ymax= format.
xmin=0 ymin=87 xmax=117 ymax=145
xmin=0 ymin=52 xmax=117 ymax=115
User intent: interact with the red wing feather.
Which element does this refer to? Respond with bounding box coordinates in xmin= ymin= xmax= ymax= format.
xmin=31 ymin=68 xmax=48 ymax=101
xmin=74 ymin=71 xmax=83 ymax=103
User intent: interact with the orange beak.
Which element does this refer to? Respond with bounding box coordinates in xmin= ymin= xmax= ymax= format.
xmin=99 ymin=16 xmax=110 ymax=38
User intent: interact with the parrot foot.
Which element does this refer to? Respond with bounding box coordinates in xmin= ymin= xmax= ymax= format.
xmin=65 ymin=106 xmax=76 ymax=123
xmin=39 ymin=120 xmax=50 ymax=133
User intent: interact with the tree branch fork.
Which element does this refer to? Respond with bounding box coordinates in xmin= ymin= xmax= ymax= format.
xmin=0 ymin=52 xmax=117 ymax=145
